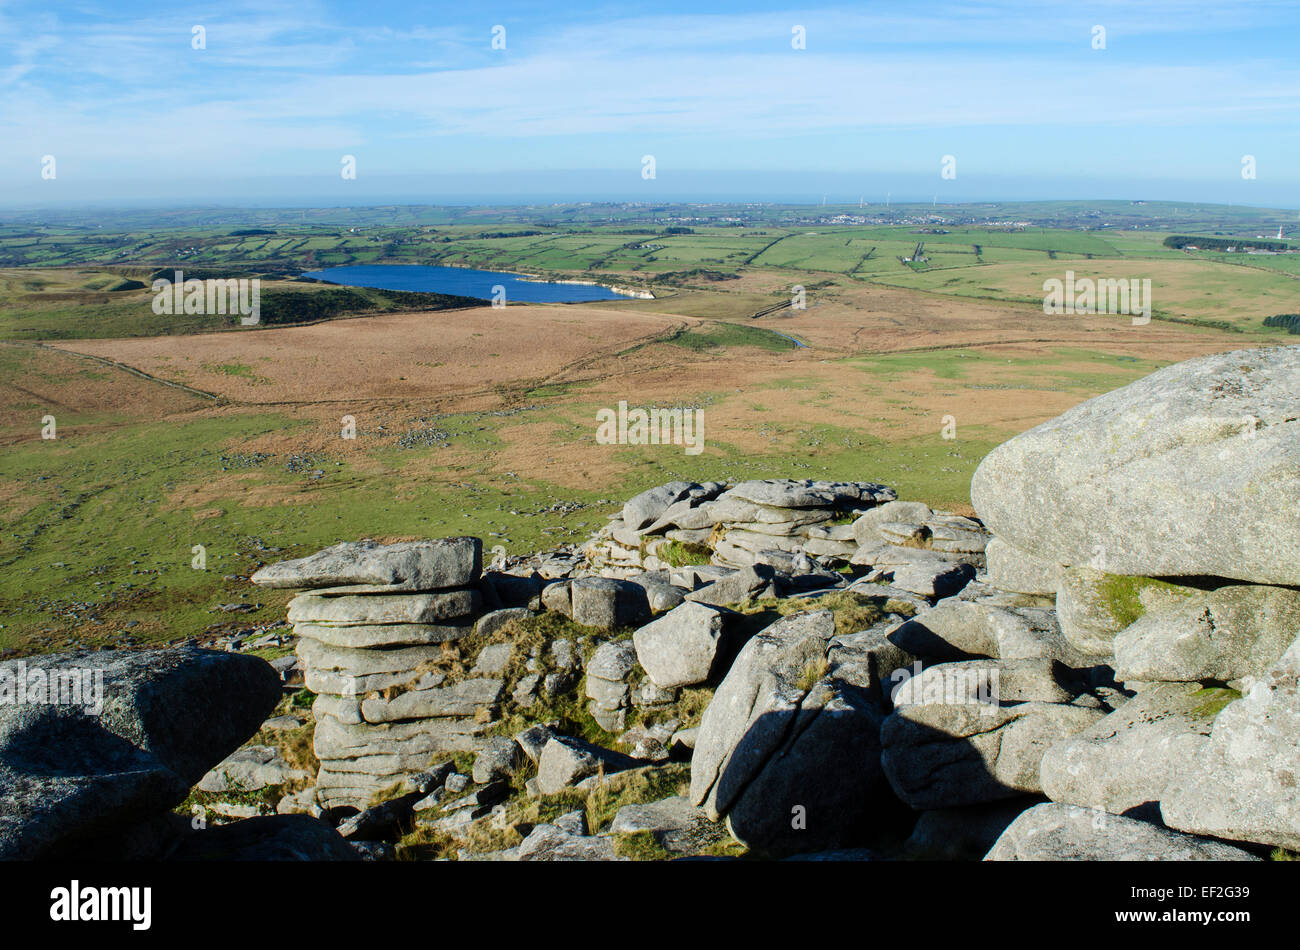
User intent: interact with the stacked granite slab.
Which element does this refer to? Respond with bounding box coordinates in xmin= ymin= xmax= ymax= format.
xmin=583 ymin=479 xmax=901 ymax=575
xmin=847 ymin=500 xmax=990 ymax=598
xmin=252 ymin=538 xmax=497 ymax=811
xmin=583 ymin=481 xmax=727 ymax=577
xmin=706 ymin=479 xmax=896 ymax=569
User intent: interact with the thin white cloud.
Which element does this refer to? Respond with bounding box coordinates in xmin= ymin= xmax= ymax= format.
xmin=1 ymin=2 xmax=1299 ymax=188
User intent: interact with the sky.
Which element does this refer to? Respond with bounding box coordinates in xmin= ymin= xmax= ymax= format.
xmin=2 ymin=0 xmax=1300 ymax=207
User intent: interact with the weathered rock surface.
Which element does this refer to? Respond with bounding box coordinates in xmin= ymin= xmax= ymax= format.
xmin=690 ymin=610 xmax=890 ymax=855
xmin=288 ymin=589 xmax=481 ymax=626
xmin=850 ymin=543 xmax=977 ymax=599
xmin=609 ymin=795 xmax=729 ymax=854
xmin=517 ymin=823 xmax=626 ymax=861
xmin=535 ymin=736 xmax=634 ymax=795
xmin=198 ymin=745 xmax=310 ymax=793
xmin=292 ymin=621 xmax=472 ymax=649
xmin=569 ymin=577 xmax=652 ymax=630
xmin=970 ymin=345 xmax=1300 ymax=586
xmin=1161 ymin=639 xmax=1300 ymax=850
xmin=983 ymin=536 xmax=1061 ymax=596
xmin=623 ymin=481 xmax=701 ymax=532
xmin=0 ymin=647 xmax=281 ymax=860
xmin=1055 ymin=567 xmax=1141 ymax=658
xmin=890 ymin=587 xmax=1070 ymax=663
xmin=297 ymin=637 xmax=445 ymax=677
xmin=359 ymin=678 xmax=504 ymax=723
xmin=1039 ymin=682 xmax=1218 ymax=818
xmin=722 ymin=479 xmax=895 ymax=511
xmin=985 ymin=803 xmax=1260 ymax=861
xmin=252 ymin=537 xmax=481 ymax=590
xmin=633 ymin=601 xmax=727 ymax=689
xmin=472 ymin=737 xmax=521 ymax=784
xmin=1114 ymin=583 xmax=1300 ymax=683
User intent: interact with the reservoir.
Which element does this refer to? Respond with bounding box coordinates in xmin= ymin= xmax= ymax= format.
xmin=300 ymin=264 xmax=636 ymax=303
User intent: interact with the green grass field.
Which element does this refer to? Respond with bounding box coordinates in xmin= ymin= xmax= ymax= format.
xmin=1 ymin=199 xmax=1295 ymax=656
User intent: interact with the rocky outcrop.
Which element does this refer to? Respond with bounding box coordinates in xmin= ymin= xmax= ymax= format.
xmin=253 ymin=537 xmax=497 ymax=810
xmin=0 ymin=647 xmax=282 ymax=860
xmin=689 ymin=610 xmax=894 ymax=856
xmin=971 ymin=345 xmax=1300 ymax=585
xmin=583 ymin=477 xmax=987 ymax=617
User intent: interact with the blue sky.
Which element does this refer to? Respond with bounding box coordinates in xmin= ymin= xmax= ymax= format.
xmin=3 ymin=0 xmax=1300 ymax=207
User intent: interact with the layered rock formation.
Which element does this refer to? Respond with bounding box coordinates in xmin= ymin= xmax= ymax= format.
xmin=10 ymin=345 xmax=1297 ymax=863
xmin=251 ymin=538 xmax=497 ymax=810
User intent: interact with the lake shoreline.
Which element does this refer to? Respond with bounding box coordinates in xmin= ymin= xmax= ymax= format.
xmin=300 ymin=263 xmax=653 ymax=302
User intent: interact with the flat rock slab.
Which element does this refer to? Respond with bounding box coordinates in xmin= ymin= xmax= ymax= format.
xmin=297 ymin=637 xmax=447 ymax=677
xmin=360 ymin=678 xmax=504 ymax=723
xmin=723 ymin=479 xmax=895 ymax=510
xmin=971 ymin=345 xmax=1300 ymax=586
xmin=313 ymin=712 xmax=487 ymax=760
xmin=305 ymin=666 xmax=438 ymax=697
xmin=288 ymin=589 xmax=480 ymax=625
xmin=292 ymin=621 xmax=472 ymax=649
xmin=985 ymin=803 xmax=1260 ymax=861
xmin=1115 ymin=582 xmax=1300 ymax=683
xmin=252 ymin=537 xmax=482 ymax=590
xmin=1040 ymin=682 xmax=1217 ymax=818
xmin=708 ymin=496 xmax=835 ymax=527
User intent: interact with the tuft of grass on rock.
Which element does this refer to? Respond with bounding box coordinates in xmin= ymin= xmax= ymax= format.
xmin=733 ymin=589 xmax=899 ymax=639
xmin=1189 ymin=686 xmax=1241 ymax=720
xmin=613 ymin=830 xmax=675 ymax=861
xmin=1095 ymin=574 xmax=1194 ymax=628
xmin=659 ymin=540 xmax=713 ymax=567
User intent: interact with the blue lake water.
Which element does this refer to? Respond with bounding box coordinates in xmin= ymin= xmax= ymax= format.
xmin=300 ymin=264 xmax=632 ymax=303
